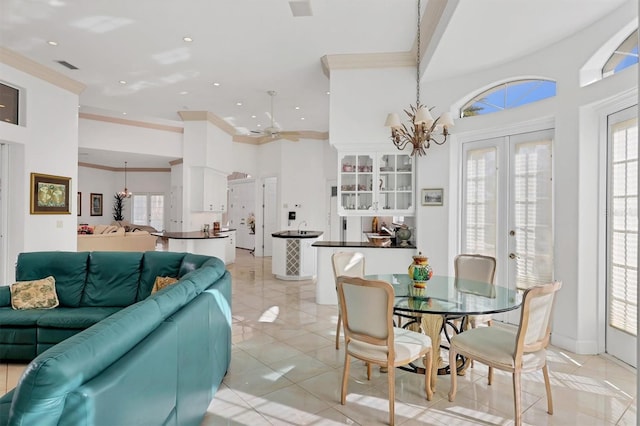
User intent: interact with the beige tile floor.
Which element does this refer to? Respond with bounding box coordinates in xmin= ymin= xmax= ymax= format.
xmin=2 ymin=249 xmax=637 ymax=425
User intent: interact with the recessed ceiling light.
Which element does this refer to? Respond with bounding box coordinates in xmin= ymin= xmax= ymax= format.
xmin=251 ymin=115 xmax=256 ymax=119
xmin=236 ymin=102 xmax=242 ymax=106
xmin=47 ymin=41 xmax=58 ymax=46
xmin=301 ymin=117 xmax=305 ymax=120
xmin=295 ymin=106 xmax=300 ymax=110
xmin=326 ymin=91 xmax=330 ymax=95
xmin=119 ymin=80 xmax=127 ymax=85
xmin=212 ymin=82 xmax=220 ymax=87
xmin=0 ymin=104 xmax=5 ymax=108
xmin=257 ymin=124 xmax=262 ymax=127
xmin=183 ymin=36 xmax=193 ymax=42
xmin=122 ymin=112 xmax=127 ymax=115
xmin=179 ymin=91 xmax=188 ymax=95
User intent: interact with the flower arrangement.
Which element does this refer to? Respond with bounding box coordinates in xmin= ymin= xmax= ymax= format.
xmin=247 ymin=213 xmax=255 ymax=233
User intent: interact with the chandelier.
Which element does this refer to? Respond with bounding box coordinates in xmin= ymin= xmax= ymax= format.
xmin=385 ymin=0 xmax=454 ymax=157
xmin=118 ymin=161 xmax=133 ymax=198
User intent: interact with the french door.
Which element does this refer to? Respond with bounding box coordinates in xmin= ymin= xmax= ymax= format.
xmin=605 ymin=106 xmax=637 ymax=367
xmin=132 ymin=193 xmax=165 ymax=231
xmin=461 ymin=129 xmax=554 ymax=323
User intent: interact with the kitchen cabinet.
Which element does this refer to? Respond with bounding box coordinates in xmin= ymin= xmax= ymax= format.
xmin=191 ymin=167 xmax=227 ymax=212
xmin=338 ymin=152 xmax=414 ymax=216
xmin=218 ymin=230 xmax=236 ymax=264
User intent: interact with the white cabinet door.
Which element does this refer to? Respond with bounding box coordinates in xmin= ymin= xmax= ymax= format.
xmin=338 ymin=152 xmax=414 ymax=216
xmin=191 ymin=167 xmax=227 ymax=212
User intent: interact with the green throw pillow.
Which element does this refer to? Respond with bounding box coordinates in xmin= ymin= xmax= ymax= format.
xmin=10 ymin=276 xmax=60 ymax=310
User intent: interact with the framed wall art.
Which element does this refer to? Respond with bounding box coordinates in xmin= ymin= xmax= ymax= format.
xmin=421 ymin=188 xmax=444 ymax=206
xmin=30 ymin=173 xmax=71 ymax=214
xmin=90 ymin=193 xmax=103 ymax=216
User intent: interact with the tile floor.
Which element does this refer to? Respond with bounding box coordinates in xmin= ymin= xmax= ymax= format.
xmin=2 ymin=249 xmax=637 ymax=425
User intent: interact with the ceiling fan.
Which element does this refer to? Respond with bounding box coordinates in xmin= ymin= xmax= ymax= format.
xmin=249 ymin=90 xmax=301 ymax=142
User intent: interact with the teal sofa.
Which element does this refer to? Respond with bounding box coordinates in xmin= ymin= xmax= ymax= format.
xmin=0 ymin=251 xmax=232 ymax=426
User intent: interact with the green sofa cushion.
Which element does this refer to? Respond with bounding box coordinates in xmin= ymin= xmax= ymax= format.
xmin=16 ymin=252 xmax=89 ymax=307
xmin=0 ymin=389 xmax=14 ymax=424
xmin=37 ymin=307 xmax=121 ymax=329
xmin=0 ymin=307 xmax=48 ymax=325
xmin=179 ymin=253 xmax=215 ymax=277
xmin=81 ymin=252 xmax=143 ymax=307
xmin=9 ymin=300 xmax=162 ymax=425
xmin=0 ymin=286 xmax=9 ymax=307
xmin=137 ymin=251 xmax=185 ymax=301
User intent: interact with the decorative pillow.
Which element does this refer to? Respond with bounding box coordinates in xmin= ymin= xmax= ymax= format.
xmin=104 ymin=225 xmax=119 ymax=234
xmin=151 ymin=276 xmax=178 ymax=294
xmin=10 ymin=276 xmax=59 ymax=310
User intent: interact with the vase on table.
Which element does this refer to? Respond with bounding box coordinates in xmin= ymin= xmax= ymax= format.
xmin=408 ymin=252 xmax=433 ymax=288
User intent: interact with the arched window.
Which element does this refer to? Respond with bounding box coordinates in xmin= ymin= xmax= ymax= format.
xmin=460 ymin=79 xmax=556 ymax=118
xmin=602 ymin=29 xmax=638 ymax=78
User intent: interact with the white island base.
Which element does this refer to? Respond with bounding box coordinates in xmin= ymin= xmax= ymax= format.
xmin=314 ymin=243 xmax=417 ymax=305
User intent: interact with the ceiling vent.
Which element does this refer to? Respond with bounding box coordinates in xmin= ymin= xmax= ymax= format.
xmin=289 ymin=1 xmax=312 ymax=17
xmin=56 ymin=60 xmax=78 ymax=70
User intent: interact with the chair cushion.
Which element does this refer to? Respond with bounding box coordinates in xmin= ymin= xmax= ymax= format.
xmin=81 ymin=252 xmax=143 ymax=307
xmin=348 ymin=327 xmax=431 ymax=365
xmin=451 ymin=326 xmax=547 ymax=371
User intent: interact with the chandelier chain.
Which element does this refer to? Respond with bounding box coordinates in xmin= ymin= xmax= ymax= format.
xmin=416 ymin=0 xmax=421 ymax=107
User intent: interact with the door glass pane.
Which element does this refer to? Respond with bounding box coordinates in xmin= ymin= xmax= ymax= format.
xmin=149 ymin=195 xmax=164 ymax=231
xmin=608 ymin=116 xmax=638 ymax=336
xmin=512 ymin=140 xmax=553 ymax=290
xmin=132 ymin=195 xmax=147 ymax=226
xmin=463 ymin=147 xmax=497 ymax=256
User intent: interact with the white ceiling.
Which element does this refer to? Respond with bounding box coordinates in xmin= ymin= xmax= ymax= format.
xmin=1 ymin=0 xmax=631 ymax=167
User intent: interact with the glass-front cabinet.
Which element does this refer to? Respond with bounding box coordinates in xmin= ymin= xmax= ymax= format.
xmin=338 ymin=152 xmax=414 ymax=216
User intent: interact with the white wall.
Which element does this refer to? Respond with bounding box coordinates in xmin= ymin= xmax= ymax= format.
xmin=0 ymin=61 xmax=80 ymax=282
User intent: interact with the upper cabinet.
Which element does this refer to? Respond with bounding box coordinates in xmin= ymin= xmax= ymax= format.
xmin=338 ymin=152 xmax=414 ymax=216
xmin=191 ymin=167 xmax=227 ymax=212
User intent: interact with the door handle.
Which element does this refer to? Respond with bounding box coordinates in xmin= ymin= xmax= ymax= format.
xmin=509 ymin=253 xmax=520 ymax=260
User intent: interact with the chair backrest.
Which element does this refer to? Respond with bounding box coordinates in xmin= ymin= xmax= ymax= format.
xmin=332 ymin=252 xmax=365 ymax=283
xmin=454 ymin=254 xmax=496 ymax=283
xmin=337 ymin=276 xmax=394 ymax=349
xmin=515 ymin=281 xmax=562 ymax=361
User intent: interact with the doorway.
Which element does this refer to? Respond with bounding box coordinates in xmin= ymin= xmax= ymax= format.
xmin=461 ymin=129 xmax=554 ymax=323
xmin=605 ymin=106 xmax=637 ymax=367
xmin=131 ymin=193 xmax=165 ymax=231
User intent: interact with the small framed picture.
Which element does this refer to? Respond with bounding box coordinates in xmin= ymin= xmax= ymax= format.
xmin=30 ymin=173 xmax=71 ymax=214
xmin=90 ymin=193 xmax=103 ymax=216
xmin=421 ymin=188 xmax=444 ymax=206
xmin=77 ymin=192 xmax=81 ymax=216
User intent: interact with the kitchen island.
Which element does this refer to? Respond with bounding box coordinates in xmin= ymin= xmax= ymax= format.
xmin=312 ymin=240 xmax=417 ymax=304
xmin=152 ymin=231 xmax=230 ymax=264
xmin=272 ymin=230 xmax=324 ymax=280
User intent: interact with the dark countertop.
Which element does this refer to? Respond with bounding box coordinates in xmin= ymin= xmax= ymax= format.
xmin=312 ymin=241 xmax=416 ymax=249
xmin=152 ymin=231 xmax=229 ymax=240
xmin=272 ymin=230 xmax=324 ymax=239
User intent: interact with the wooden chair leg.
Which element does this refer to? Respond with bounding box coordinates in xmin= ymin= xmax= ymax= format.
xmin=448 ymin=345 xmax=457 ymax=402
xmin=366 ymin=362 xmax=372 ymax=380
xmin=542 ymin=365 xmax=554 ymax=414
xmin=424 ymin=350 xmax=433 ymax=401
xmin=513 ymin=372 xmax=522 ymax=426
xmin=335 ymin=313 xmax=342 ymax=349
xmin=488 ymin=366 xmax=493 ymax=385
xmin=341 ymin=353 xmax=350 ymax=405
xmin=388 ymin=364 xmax=395 ymax=426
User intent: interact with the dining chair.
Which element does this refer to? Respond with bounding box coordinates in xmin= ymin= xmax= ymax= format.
xmin=448 ymin=281 xmax=562 ymax=426
xmin=454 ymin=254 xmax=497 ymax=329
xmin=337 ymin=276 xmax=433 ymax=426
xmin=331 ymin=251 xmax=365 ymax=349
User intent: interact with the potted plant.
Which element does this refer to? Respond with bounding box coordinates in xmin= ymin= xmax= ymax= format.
xmin=113 ymin=193 xmax=125 ymax=221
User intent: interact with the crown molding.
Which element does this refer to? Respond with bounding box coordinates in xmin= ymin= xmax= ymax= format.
xmin=177 ymin=111 xmax=236 ymax=136
xmin=169 ymin=158 xmax=183 ymax=166
xmin=0 ymin=47 xmax=86 ymax=95
xmin=79 ymin=112 xmax=183 ymax=133
xmin=78 ymin=162 xmax=171 ymax=172
xmin=321 ymin=52 xmax=415 ymax=77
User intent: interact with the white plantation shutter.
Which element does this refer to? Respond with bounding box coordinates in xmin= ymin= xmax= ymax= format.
xmin=512 ymin=140 xmax=553 ymax=290
xmin=463 ymin=147 xmax=497 ymax=256
xmin=608 ymin=116 xmax=638 ymax=336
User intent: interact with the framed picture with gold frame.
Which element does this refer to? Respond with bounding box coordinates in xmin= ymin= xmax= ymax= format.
xmin=30 ymin=173 xmax=71 ymax=214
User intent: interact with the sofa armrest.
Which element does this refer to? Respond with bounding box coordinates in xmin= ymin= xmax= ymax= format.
xmin=0 ymin=285 xmax=10 ymax=307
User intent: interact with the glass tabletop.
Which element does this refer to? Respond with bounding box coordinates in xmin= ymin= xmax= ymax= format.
xmin=365 ymin=274 xmax=522 ymax=316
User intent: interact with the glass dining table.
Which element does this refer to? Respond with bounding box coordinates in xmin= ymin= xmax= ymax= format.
xmin=366 ymin=274 xmax=522 ymax=391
